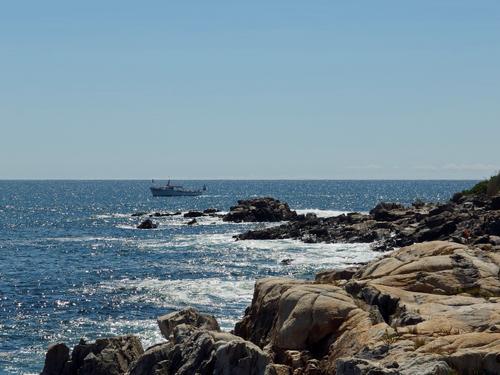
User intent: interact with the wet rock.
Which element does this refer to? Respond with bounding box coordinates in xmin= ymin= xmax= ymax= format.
xmin=41 ymin=343 xmax=70 ymax=375
xmin=137 ymin=219 xmax=158 ymax=229
xmin=131 ymin=212 xmax=148 ymax=217
xmin=203 ymin=208 xmax=220 ymax=214
xmin=186 ymin=218 xmax=197 ymax=225
xmin=224 ymin=197 xmax=297 ymax=223
xmin=280 ymin=258 xmax=294 ymax=265
xmin=157 ymin=307 xmax=220 ymax=340
xmin=183 ymin=211 xmax=205 ymax=218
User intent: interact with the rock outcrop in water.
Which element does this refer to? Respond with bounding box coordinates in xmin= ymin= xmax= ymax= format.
xmin=237 ymin=193 xmax=500 ymax=250
xmin=223 ymin=197 xmax=298 ymax=223
xmin=137 ymin=219 xmax=158 ymax=229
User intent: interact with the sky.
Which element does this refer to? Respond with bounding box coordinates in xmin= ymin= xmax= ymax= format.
xmin=0 ymin=1 xmax=499 ymax=180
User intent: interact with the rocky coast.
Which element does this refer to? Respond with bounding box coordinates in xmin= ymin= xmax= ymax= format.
xmin=41 ymin=191 xmax=500 ymax=375
xmin=236 ymin=193 xmax=500 ymax=251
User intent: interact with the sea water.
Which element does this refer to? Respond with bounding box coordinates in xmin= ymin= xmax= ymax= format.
xmin=0 ymin=180 xmax=476 ymax=374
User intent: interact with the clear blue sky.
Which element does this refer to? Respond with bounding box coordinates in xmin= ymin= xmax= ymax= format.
xmin=1 ymin=1 xmax=499 ymax=179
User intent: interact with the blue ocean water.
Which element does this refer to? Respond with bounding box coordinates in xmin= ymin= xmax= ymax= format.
xmin=0 ymin=180 xmax=476 ymax=374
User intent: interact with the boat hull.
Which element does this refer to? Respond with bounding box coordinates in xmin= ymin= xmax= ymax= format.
xmin=150 ymin=187 xmax=203 ymax=197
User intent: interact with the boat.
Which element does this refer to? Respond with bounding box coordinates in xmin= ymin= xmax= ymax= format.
xmin=150 ymin=180 xmax=206 ymax=197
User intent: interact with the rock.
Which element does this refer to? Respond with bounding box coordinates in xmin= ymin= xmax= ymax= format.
xmin=369 ymin=202 xmax=406 ymax=221
xmin=41 ymin=336 xmax=144 ymax=375
xmin=265 ymin=364 xmax=293 ymax=375
xmin=491 ymin=195 xmax=500 ymax=210
xmin=203 ymin=208 xmax=220 ymax=214
xmin=224 ymin=197 xmax=297 ymax=223
xmin=151 ymin=211 xmax=175 ymax=217
xmin=186 ymin=219 xmax=197 ymax=225
xmin=128 ymin=342 xmax=173 ymax=375
xmin=41 ymin=343 xmax=70 ymax=375
xmin=280 ymin=258 xmax=294 ymax=265
xmin=235 ymin=241 xmax=500 ymax=375
xmin=234 ymin=192 xmax=500 ymax=249
xmin=183 ymin=211 xmax=205 ymax=218
xmin=490 ymin=235 xmax=500 ymax=245
xmin=132 ymin=329 xmax=271 ymax=375
xmin=157 ymin=307 xmax=220 ymax=340
xmin=315 ymin=267 xmax=358 ymax=283
xmin=131 ymin=212 xmax=148 ymax=217
xmin=137 ymin=219 xmax=158 ymax=229
xmin=412 ymin=199 xmax=426 ymax=208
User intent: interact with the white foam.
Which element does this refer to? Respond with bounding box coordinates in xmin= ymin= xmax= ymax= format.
xmin=295 ymin=209 xmax=369 ymax=218
xmin=100 ymin=277 xmax=254 ymax=310
xmin=93 ymin=213 xmax=130 ymax=219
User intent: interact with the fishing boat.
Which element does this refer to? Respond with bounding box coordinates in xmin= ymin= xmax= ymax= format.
xmin=150 ymin=180 xmax=206 ymax=197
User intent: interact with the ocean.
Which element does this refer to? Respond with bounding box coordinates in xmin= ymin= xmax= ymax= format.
xmin=0 ymin=180 xmax=476 ymax=374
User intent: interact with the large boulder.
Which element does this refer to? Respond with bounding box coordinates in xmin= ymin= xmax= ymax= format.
xmin=157 ymin=307 xmax=220 ymax=340
xmin=223 ymin=198 xmax=297 ymax=223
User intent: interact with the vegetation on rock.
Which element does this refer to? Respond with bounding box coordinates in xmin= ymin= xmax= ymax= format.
xmin=463 ymin=171 xmax=500 ymax=196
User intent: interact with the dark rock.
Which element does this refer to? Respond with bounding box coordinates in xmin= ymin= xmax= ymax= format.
xmin=47 ymin=336 xmax=144 ymax=375
xmin=203 ymin=208 xmax=219 ymax=214
xmin=234 ymin=191 xmax=500 ymax=251
xmin=186 ymin=219 xmax=197 ymax=225
xmin=157 ymin=307 xmax=220 ymax=340
xmin=183 ymin=211 xmax=205 ymax=218
xmin=128 ymin=342 xmax=173 ymax=375
xmin=223 ymin=197 xmax=297 ymax=223
xmin=417 ymin=221 xmax=457 ymax=242
xmin=491 ymin=195 xmax=500 ymax=210
xmin=280 ymin=258 xmax=294 ymax=265
xmin=428 ymin=203 xmax=454 ymax=216
xmin=137 ymin=219 xmax=158 ymax=229
xmin=131 ymin=212 xmax=148 ymax=217
xmin=451 ymin=192 xmax=465 ymax=203
xmin=41 ymin=343 xmax=70 ymax=375
xmin=151 ymin=211 xmax=175 ymax=217
xmin=412 ymin=199 xmax=426 ymax=208
xmin=369 ymin=202 xmax=406 ymax=221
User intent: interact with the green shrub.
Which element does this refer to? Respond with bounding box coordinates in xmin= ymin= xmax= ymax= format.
xmin=463 ymin=171 xmax=500 ymax=196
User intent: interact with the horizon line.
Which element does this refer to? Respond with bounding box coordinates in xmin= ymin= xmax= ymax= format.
xmin=0 ymin=178 xmax=481 ymax=182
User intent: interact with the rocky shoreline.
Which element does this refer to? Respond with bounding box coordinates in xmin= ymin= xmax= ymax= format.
xmin=40 ymin=192 xmax=500 ymax=375
xmin=236 ymin=193 xmax=500 ymax=251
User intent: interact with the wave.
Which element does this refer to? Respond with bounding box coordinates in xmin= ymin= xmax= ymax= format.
xmin=295 ymin=209 xmax=368 ymax=217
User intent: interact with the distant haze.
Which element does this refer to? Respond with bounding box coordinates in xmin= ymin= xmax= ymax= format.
xmin=0 ymin=1 xmax=498 ymax=179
